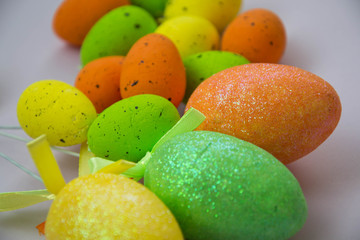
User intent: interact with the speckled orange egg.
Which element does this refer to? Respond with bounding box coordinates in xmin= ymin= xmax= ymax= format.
xmin=221 ymin=8 xmax=286 ymax=63
xmin=185 ymin=63 xmax=342 ymax=164
xmin=75 ymin=56 xmax=124 ymax=113
xmin=120 ymin=33 xmax=186 ymax=107
xmin=53 ymin=0 xmax=130 ymax=46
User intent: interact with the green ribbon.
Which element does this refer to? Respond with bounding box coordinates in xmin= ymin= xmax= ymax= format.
xmin=89 ymin=107 xmax=205 ymax=180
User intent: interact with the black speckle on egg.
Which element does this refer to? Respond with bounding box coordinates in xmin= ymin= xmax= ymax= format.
xmin=96 ymin=84 xmax=100 ymax=88
xmin=105 ymin=155 xmax=109 ymax=158
xmin=124 ymin=12 xmax=130 ymax=17
xmin=135 ymin=106 xmax=138 ymax=109
xmin=60 ymin=139 xmax=65 ymax=143
xmin=251 ymin=22 xmax=255 ymax=26
xmin=269 ymin=41 xmax=274 ymax=46
xmin=134 ymin=23 xmax=141 ymax=29
xmin=199 ymin=77 xmax=204 ymax=81
xmin=197 ymin=54 xmax=202 ymax=58
xmin=131 ymin=80 xmax=139 ymax=86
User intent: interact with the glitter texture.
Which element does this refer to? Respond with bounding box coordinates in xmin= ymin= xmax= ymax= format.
xmin=144 ymin=131 xmax=307 ymax=240
xmin=45 ymin=173 xmax=183 ymax=240
xmin=186 ymin=63 xmax=342 ymax=164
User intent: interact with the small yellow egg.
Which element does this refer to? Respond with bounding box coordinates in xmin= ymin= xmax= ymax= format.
xmin=45 ymin=173 xmax=183 ymax=240
xmin=17 ymin=80 xmax=97 ymax=146
xmin=156 ymin=15 xmax=219 ymax=58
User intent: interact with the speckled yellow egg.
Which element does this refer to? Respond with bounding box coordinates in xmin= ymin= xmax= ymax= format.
xmin=17 ymin=80 xmax=97 ymax=146
xmin=155 ymin=15 xmax=219 ymax=58
xmin=186 ymin=63 xmax=342 ymax=164
xmin=45 ymin=173 xmax=183 ymax=240
xmin=164 ymin=0 xmax=242 ymax=32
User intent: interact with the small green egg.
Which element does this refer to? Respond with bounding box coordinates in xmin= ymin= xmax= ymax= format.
xmin=80 ymin=5 xmax=157 ymax=65
xmin=130 ymin=0 xmax=167 ymax=18
xmin=17 ymin=80 xmax=97 ymax=146
xmin=183 ymin=51 xmax=249 ymax=101
xmin=145 ymin=131 xmax=307 ymax=240
xmin=87 ymin=94 xmax=180 ymax=162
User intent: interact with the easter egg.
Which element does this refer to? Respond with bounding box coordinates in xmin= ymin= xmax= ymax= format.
xmin=45 ymin=173 xmax=183 ymax=240
xmin=221 ymin=8 xmax=286 ymax=63
xmin=80 ymin=5 xmax=157 ymax=65
xmin=120 ymin=33 xmax=186 ymax=107
xmin=185 ymin=63 xmax=342 ymax=164
xmin=87 ymin=94 xmax=180 ymax=162
xmin=130 ymin=0 xmax=167 ymax=18
xmin=17 ymin=80 xmax=97 ymax=146
xmin=145 ymin=131 xmax=307 ymax=240
xmin=53 ymin=0 xmax=129 ymax=46
xmin=75 ymin=56 xmax=124 ymax=113
xmin=164 ymin=0 xmax=242 ymax=32
xmin=183 ymin=51 xmax=249 ymax=102
xmin=156 ymin=15 xmax=219 ymax=58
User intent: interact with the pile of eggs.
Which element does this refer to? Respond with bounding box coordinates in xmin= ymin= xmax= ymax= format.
xmin=14 ymin=0 xmax=342 ymax=239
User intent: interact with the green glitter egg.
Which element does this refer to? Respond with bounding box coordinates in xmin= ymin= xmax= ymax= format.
xmin=144 ymin=131 xmax=307 ymax=240
xmin=87 ymin=94 xmax=180 ymax=162
xmin=80 ymin=5 xmax=157 ymax=65
xmin=183 ymin=51 xmax=249 ymax=102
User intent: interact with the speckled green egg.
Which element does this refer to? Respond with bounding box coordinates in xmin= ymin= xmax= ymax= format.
xmin=80 ymin=5 xmax=157 ymax=65
xmin=183 ymin=51 xmax=249 ymax=101
xmin=155 ymin=15 xmax=219 ymax=58
xmin=17 ymin=80 xmax=97 ymax=146
xmin=87 ymin=94 xmax=180 ymax=162
xmin=144 ymin=131 xmax=307 ymax=240
xmin=130 ymin=0 xmax=167 ymax=18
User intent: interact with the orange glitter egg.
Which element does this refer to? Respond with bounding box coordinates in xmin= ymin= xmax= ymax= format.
xmin=53 ymin=0 xmax=130 ymax=46
xmin=186 ymin=63 xmax=342 ymax=164
xmin=120 ymin=33 xmax=186 ymax=107
xmin=221 ymin=8 xmax=286 ymax=63
xmin=75 ymin=56 xmax=124 ymax=113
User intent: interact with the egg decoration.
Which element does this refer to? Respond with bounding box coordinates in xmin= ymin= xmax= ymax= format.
xmin=120 ymin=33 xmax=186 ymax=107
xmin=87 ymin=94 xmax=180 ymax=162
xmin=183 ymin=51 xmax=249 ymax=101
xmin=145 ymin=131 xmax=308 ymax=240
xmin=155 ymin=15 xmax=219 ymax=58
xmin=45 ymin=173 xmax=183 ymax=240
xmin=17 ymin=80 xmax=97 ymax=146
xmin=130 ymin=0 xmax=167 ymax=18
xmin=75 ymin=56 xmax=124 ymax=113
xmin=186 ymin=63 xmax=342 ymax=164
xmin=80 ymin=5 xmax=157 ymax=65
xmin=53 ymin=0 xmax=130 ymax=46
xmin=221 ymin=8 xmax=286 ymax=63
xmin=164 ymin=0 xmax=242 ymax=32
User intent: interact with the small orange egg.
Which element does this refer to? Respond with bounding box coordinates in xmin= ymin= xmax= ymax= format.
xmin=53 ymin=0 xmax=130 ymax=46
xmin=75 ymin=56 xmax=124 ymax=113
xmin=186 ymin=63 xmax=341 ymax=164
xmin=221 ymin=8 xmax=286 ymax=63
xmin=120 ymin=33 xmax=186 ymax=107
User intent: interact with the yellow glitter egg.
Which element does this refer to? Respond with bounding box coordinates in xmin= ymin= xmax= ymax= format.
xmin=17 ymin=80 xmax=97 ymax=146
xmin=45 ymin=173 xmax=183 ymax=240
